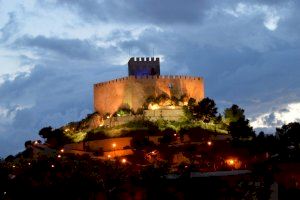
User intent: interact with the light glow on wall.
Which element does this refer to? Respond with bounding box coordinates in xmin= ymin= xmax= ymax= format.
xmin=148 ymin=103 xmax=160 ymax=110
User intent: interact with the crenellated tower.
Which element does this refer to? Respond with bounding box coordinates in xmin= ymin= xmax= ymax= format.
xmin=128 ymin=57 xmax=160 ymax=76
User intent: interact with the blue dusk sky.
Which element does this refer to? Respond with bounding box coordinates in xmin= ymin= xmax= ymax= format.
xmin=0 ymin=0 xmax=300 ymax=157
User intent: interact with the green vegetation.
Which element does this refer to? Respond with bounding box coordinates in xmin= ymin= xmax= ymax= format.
xmin=224 ymin=104 xmax=245 ymax=125
xmin=65 ymin=131 xmax=87 ymax=143
xmin=276 ymin=122 xmax=300 ymax=147
xmin=152 ymin=118 xmax=227 ymax=134
xmin=113 ymin=105 xmax=134 ymax=117
xmin=228 ymin=118 xmax=255 ymax=141
xmin=37 ymin=96 xmax=263 ymax=147
xmin=143 ymin=93 xmax=188 ymax=109
xmin=39 ymin=127 xmax=72 ymax=148
xmin=192 ymin=97 xmax=218 ymax=122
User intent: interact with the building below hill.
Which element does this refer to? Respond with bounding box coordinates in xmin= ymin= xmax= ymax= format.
xmin=94 ymin=57 xmax=205 ymax=115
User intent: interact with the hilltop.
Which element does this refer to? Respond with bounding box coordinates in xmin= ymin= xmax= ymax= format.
xmin=2 ymin=96 xmax=300 ymax=199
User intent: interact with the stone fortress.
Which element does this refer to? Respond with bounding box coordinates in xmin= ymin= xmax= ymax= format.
xmin=63 ymin=58 xmax=208 ymax=158
xmin=94 ymin=57 xmax=205 ymax=119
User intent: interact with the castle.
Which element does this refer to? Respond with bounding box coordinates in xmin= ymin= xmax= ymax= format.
xmin=94 ymin=57 xmax=205 ymax=115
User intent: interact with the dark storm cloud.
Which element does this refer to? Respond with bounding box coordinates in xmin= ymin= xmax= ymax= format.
xmin=50 ymin=0 xmax=210 ymax=24
xmin=0 ymin=32 xmax=130 ymax=157
xmin=112 ymin=14 xmax=300 ymax=115
xmin=0 ymin=57 xmax=126 ymax=156
xmin=16 ymin=36 xmax=102 ymax=60
xmin=49 ymin=0 xmax=300 ymax=25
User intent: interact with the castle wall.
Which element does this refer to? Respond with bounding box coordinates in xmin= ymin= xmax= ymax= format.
xmin=144 ymin=108 xmax=185 ymax=121
xmin=94 ymin=75 xmax=204 ymax=115
xmin=64 ymin=137 xmax=132 ymax=152
xmin=87 ymin=137 xmax=132 ymax=152
xmin=103 ymin=115 xmax=144 ymax=127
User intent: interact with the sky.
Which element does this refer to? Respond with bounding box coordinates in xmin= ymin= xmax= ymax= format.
xmin=0 ymin=0 xmax=300 ymax=157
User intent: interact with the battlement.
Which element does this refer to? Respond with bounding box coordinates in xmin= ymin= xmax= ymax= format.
xmin=94 ymin=75 xmax=203 ymax=87
xmin=129 ymin=57 xmax=159 ymax=62
xmin=128 ymin=57 xmax=160 ymax=76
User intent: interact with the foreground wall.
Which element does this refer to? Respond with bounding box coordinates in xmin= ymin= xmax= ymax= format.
xmin=94 ymin=75 xmax=204 ymax=114
xmin=64 ymin=137 xmax=132 ymax=152
xmin=144 ymin=108 xmax=185 ymax=121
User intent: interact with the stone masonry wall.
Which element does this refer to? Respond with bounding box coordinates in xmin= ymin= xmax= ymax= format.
xmin=144 ymin=108 xmax=185 ymax=121
xmin=94 ymin=75 xmax=204 ymax=115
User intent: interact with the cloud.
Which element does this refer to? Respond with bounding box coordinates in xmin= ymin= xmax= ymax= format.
xmin=16 ymin=35 xmax=102 ymax=60
xmin=51 ymin=0 xmax=210 ymax=25
xmin=0 ymin=104 xmax=30 ymax=125
xmin=251 ymin=102 xmax=300 ymax=131
xmin=0 ymin=58 xmax=127 ymax=157
xmin=0 ymin=12 xmax=18 ymax=43
xmin=264 ymin=12 xmax=280 ymax=31
xmin=224 ymin=2 xmax=282 ymax=31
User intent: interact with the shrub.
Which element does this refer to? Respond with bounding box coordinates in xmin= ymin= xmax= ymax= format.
xmin=84 ymin=130 xmax=107 ymax=141
xmin=160 ymin=128 xmax=176 ymax=144
xmin=131 ymin=135 xmax=153 ymax=149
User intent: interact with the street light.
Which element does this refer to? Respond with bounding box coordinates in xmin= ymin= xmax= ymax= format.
xmin=226 ymin=159 xmax=235 ymax=166
xmin=207 ymin=141 xmax=212 ymax=146
xmin=121 ymin=158 xmax=127 ymax=164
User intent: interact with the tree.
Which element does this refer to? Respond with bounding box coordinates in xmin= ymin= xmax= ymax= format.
xmin=182 ymin=98 xmax=197 ymax=121
xmin=228 ymin=117 xmax=255 ymax=140
xmin=24 ymin=140 xmax=32 ymax=148
xmin=224 ymin=104 xmax=245 ymax=124
xmin=114 ymin=106 xmax=132 ymax=117
xmin=187 ymin=98 xmax=196 ymax=107
xmin=130 ymin=134 xmax=152 ymax=149
xmin=39 ymin=126 xmax=71 ymax=148
xmin=39 ymin=126 xmax=53 ymax=139
xmin=156 ymin=93 xmax=170 ymax=103
xmin=171 ymin=96 xmax=179 ymax=106
xmin=257 ymin=131 xmax=265 ymax=139
xmin=183 ymin=106 xmax=193 ymax=121
xmin=160 ymin=128 xmax=176 ymax=144
xmin=194 ymin=97 xmax=218 ymax=122
xmin=276 ymin=122 xmax=300 ymax=147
